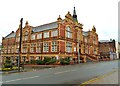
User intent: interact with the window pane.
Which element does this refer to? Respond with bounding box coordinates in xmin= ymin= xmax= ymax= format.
xmin=51 ymin=30 xmax=58 ymax=37
xmin=37 ymin=33 xmax=42 ymax=39
xmin=44 ymin=32 xmax=49 ymax=38
xmin=66 ymin=42 xmax=72 ymax=52
xmin=66 ymin=27 xmax=72 ymax=38
xmin=43 ymin=42 xmax=49 ymax=52
xmin=51 ymin=41 xmax=58 ymax=52
xmin=31 ymin=34 xmax=35 ymax=40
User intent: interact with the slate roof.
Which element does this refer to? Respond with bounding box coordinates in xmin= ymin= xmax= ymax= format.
xmin=99 ymin=40 xmax=112 ymax=43
xmin=4 ymin=21 xmax=58 ymax=39
xmin=82 ymin=31 xmax=89 ymax=36
xmin=5 ymin=32 xmax=16 ymax=39
xmin=32 ymin=21 xmax=58 ymax=33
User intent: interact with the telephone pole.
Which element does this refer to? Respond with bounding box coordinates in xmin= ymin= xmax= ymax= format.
xmin=18 ymin=18 xmax=23 ymax=72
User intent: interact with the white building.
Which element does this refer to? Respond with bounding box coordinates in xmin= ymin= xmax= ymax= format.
xmin=116 ymin=41 xmax=120 ymax=59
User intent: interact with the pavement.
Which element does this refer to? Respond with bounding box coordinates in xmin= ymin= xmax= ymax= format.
xmin=0 ymin=65 xmax=63 ymax=75
xmin=80 ymin=69 xmax=119 ymax=85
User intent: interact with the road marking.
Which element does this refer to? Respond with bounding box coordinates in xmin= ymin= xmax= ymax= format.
xmin=54 ymin=69 xmax=76 ymax=74
xmin=80 ymin=70 xmax=117 ymax=86
xmin=4 ymin=78 xmax=22 ymax=83
xmin=85 ymin=65 xmax=97 ymax=69
xmin=22 ymin=76 xmax=39 ymax=80
xmin=4 ymin=76 xmax=39 ymax=83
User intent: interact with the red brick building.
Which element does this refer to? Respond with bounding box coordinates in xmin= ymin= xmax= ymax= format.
xmin=82 ymin=26 xmax=99 ymax=62
xmin=2 ymin=7 xmax=99 ymax=63
xmin=99 ymin=39 xmax=116 ymax=60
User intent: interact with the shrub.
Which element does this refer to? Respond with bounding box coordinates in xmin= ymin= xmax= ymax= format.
xmin=30 ymin=60 xmax=36 ymax=64
xmin=4 ymin=64 xmax=12 ymax=68
xmin=49 ymin=59 xmax=56 ymax=64
xmin=60 ymin=58 xmax=70 ymax=65
xmin=45 ymin=61 xmax=50 ymax=65
xmin=36 ymin=60 xmax=45 ymax=65
xmin=2 ymin=68 xmax=12 ymax=71
xmin=35 ymin=57 xmax=57 ymax=65
xmin=65 ymin=57 xmax=70 ymax=62
xmin=45 ymin=59 xmax=57 ymax=65
xmin=4 ymin=58 xmax=12 ymax=68
xmin=44 ymin=57 xmax=51 ymax=63
xmin=25 ymin=61 xmax=30 ymax=64
xmin=63 ymin=60 xmax=70 ymax=65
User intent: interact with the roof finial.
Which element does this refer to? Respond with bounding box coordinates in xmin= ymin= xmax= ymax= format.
xmin=73 ymin=6 xmax=78 ymax=22
xmin=74 ymin=7 xmax=76 ymax=15
xmin=25 ymin=21 xmax=29 ymax=26
xmin=57 ymin=15 xmax=62 ymax=21
xmin=92 ymin=25 xmax=96 ymax=32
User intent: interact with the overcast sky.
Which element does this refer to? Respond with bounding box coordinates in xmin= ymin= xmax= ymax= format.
xmin=0 ymin=0 xmax=119 ymax=43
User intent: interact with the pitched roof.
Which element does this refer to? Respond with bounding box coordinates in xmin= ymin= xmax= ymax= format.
xmin=99 ymin=40 xmax=112 ymax=43
xmin=82 ymin=31 xmax=89 ymax=36
xmin=5 ymin=32 xmax=16 ymax=39
xmin=32 ymin=21 xmax=58 ymax=33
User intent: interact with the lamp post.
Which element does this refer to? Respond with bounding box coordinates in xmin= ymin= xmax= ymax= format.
xmin=77 ymin=30 xmax=80 ymax=64
xmin=18 ymin=18 xmax=23 ymax=72
xmin=78 ymin=40 xmax=80 ymax=63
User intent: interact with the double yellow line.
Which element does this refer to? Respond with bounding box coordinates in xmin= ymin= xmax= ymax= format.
xmin=80 ymin=70 xmax=117 ymax=86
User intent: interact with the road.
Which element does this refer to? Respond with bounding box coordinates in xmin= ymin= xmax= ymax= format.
xmin=1 ymin=60 xmax=118 ymax=85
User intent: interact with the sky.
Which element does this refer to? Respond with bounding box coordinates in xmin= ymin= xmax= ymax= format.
xmin=0 ymin=0 xmax=119 ymax=43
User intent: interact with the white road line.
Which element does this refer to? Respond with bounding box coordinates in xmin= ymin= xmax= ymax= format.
xmin=85 ymin=66 xmax=97 ymax=69
xmin=4 ymin=76 xmax=39 ymax=83
xmin=4 ymin=79 xmax=22 ymax=83
xmin=0 ymin=82 xmax=3 ymax=83
xmin=54 ymin=70 xmax=76 ymax=74
xmin=70 ymin=69 xmax=76 ymax=71
xmin=22 ymin=76 xmax=39 ymax=80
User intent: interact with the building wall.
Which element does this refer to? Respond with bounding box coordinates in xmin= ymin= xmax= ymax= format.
xmin=2 ymin=12 xmax=99 ymax=63
xmin=116 ymin=42 xmax=120 ymax=59
xmin=99 ymin=40 xmax=116 ymax=60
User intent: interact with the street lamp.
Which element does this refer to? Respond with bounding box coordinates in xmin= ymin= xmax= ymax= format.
xmin=77 ymin=30 xmax=80 ymax=64
xmin=18 ymin=18 xmax=23 ymax=72
xmin=78 ymin=40 xmax=80 ymax=63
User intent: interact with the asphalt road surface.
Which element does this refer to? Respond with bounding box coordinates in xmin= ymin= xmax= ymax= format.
xmin=1 ymin=60 xmax=118 ymax=84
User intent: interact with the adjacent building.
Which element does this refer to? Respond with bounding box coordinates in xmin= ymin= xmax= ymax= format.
xmin=99 ymin=39 xmax=117 ymax=60
xmin=1 ymin=7 xmax=99 ymax=64
xmin=0 ymin=43 xmax=2 ymax=65
xmin=116 ymin=42 xmax=120 ymax=59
